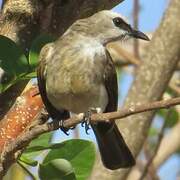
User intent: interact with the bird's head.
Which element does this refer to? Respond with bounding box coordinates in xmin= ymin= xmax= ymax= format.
xmin=70 ymin=10 xmax=149 ymax=45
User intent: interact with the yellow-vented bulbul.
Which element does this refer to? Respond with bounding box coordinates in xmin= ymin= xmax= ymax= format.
xmin=37 ymin=10 xmax=149 ymax=170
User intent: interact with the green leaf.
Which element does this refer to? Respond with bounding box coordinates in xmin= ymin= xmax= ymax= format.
xmin=43 ymin=139 xmax=96 ymax=180
xmin=148 ymin=127 xmax=158 ymax=137
xmin=0 ymin=35 xmax=30 ymax=92
xmin=166 ymin=109 xmax=179 ymax=127
xmin=0 ymin=35 xmax=29 ymax=76
xmin=158 ymin=108 xmax=179 ymax=128
xmin=0 ymin=78 xmax=16 ymax=93
xmin=21 ymin=71 xmax=37 ymax=79
xmin=39 ymin=159 xmax=76 ymax=180
xmin=19 ymin=155 xmax=38 ymax=167
xmin=22 ymin=132 xmax=53 ymax=159
xmin=29 ymin=34 xmax=56 ymax=70
xmin=28 ymin=132 xmax=53 ymax=149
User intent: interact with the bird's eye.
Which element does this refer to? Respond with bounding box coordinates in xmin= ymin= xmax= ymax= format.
xmin=113 ymin=17 xmax=132 ymax=32
xmin=113 ymin=17 xmax=124 ymax=27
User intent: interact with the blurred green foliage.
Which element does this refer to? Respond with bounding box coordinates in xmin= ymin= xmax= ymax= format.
xmin=0 ymin=34 xmax=55 ymax=93
xmin=21 ymin=138 xmax=96 ymax=180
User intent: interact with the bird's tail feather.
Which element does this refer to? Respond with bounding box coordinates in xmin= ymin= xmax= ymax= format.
xmin=92 ymin=122 xmax=135 ymax=170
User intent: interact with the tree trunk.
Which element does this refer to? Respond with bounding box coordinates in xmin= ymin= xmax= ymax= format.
xmin=90 ymin=0 xmax=180 ymax=179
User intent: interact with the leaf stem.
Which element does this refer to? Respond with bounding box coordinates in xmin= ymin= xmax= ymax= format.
xmin=17 ymin=161 xmax=37 ymax=180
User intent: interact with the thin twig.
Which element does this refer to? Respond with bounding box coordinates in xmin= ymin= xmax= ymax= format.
xmin=139 ymin=110 xmax=172 ymax=180
xmin=143 ymin=142 xmax=160 ymax=180
xmin=0 ymin=97 xmax=180 ymax=177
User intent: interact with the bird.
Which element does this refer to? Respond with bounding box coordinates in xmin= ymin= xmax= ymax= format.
xmin=37 ymin=10 xmax=149 ymax=170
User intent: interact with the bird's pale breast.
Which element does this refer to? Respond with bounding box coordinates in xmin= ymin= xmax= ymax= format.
xmin=46 ymin=38 xmax=108 ymax=113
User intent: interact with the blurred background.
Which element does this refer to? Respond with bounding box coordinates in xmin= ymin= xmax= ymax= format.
xmin=52 ymin=1 xmax=179 ymax=179
xmin=1 ymin=0 xmax=179 ymax=180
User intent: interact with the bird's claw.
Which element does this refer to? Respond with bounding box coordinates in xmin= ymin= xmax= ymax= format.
xmin=70 ymin=126 xmax=76 ymax=130
xmin=58 ymin=120 xmax=69 ymax=136
xmin=81 ymin=107 xmax=101 ymax=134
xmin=81 ymin=110 xmax=92 ymax=134
xmin=82 ymin=121 xmax=91 ymax=135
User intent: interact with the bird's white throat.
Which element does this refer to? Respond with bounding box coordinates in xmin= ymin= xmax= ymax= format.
xmin=74 ymin=35 xmax=106 ymax=61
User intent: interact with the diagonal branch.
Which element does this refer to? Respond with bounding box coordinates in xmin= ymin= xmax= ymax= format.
xmin=139 ymin=110 xmax=171 ymax=180
xmin=127 ymin=118 xmax=180 ymax=180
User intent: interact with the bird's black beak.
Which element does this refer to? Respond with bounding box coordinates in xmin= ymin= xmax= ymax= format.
xmin=129 ymin=29 xmax=150 ymax=41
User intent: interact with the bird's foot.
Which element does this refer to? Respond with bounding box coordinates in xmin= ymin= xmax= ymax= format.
xmin=58 ymin=119 xmax=70 ymax=136
xmin=81 ymin=110 xmax=91 ymax=134
xmin=69 ymin=126 xmax=76 ymax=130
xmin=81 ymin=107 xmax=102 ymax=134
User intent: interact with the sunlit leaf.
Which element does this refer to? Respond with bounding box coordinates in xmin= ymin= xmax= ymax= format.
xmin=42 ymin=139 xmax=96 ymax=180
xmin=39 ymin=159 xmax=76 ymax=180
xmin=22 ymin=132 xmax=53 ymax=159
xmin=19 ymin=155 xmax=38 ymax=167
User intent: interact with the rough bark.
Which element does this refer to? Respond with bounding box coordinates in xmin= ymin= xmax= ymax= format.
xmin=90 ymin=0 xmax=180 ymax=179
xmin=46 ymin=0 xmax=125 ymax=36
xmin=0 ymin=0 xmax=124 ymax=52
xmin=0 ymin=0 xmax=43 ymax=118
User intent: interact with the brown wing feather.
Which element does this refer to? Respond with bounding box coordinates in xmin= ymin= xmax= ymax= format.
xmin=37 ymin=44 xmax=70 ymax=120
xmin=104 ymin=50 xmax=118 ymax=112
xmin=91 ymin=50 xmax=135 ymax=169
